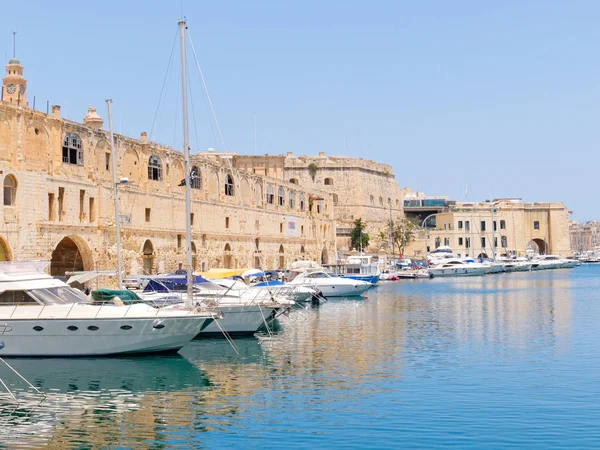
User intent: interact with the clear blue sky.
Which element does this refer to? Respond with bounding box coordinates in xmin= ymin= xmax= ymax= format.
xmin=2 ymin=1 xmax=599 ymax=220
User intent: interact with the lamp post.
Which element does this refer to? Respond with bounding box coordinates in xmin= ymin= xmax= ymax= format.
xmin=421 ymin=213 xmax=438 ymax=258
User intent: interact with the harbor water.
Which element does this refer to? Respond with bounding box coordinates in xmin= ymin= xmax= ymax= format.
xmin=2 ymin=266 xmax=600 ymax=448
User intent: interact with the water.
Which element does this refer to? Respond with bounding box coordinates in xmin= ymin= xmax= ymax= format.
xmin=2 ymin=266 xmax=600 ymax=448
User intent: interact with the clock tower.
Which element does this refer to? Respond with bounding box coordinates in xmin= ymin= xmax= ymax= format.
xmin=2 ymin=33 xmax=27 ymax=106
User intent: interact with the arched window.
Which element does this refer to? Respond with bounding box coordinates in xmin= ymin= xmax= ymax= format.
xmin=332 ymin=193 xmax=339 ymax=204
xmin=500 ymin=220 xmax=506 ymax=230
xmin=299 ymin=192 xmax=305 ymax=210
xmin=191 ymin=166 xmax=201 ymax=189
xmin=278 ymin=187 xmax=285 ymax=206
xmin=225 ymin=174 xmax=235 ymax=196
xmin=148 ymin=155 xmax=162 ymax=181
xmin=266 ymin=185 xmax=274 ymax=204
xmin=3 ymin=175 xmax=17 ymax=206
xmin=324 ymin=177 xmax=333 ymax=186
xmin=62 ymin=133 xmax=83 ymax=165
xmin=379 ymin=196 xmax=383 ymax=206
xmin=501 ymin=236 xmax=508 ymax=248
xmin=533 ymin=221 xmax=540 ymax=230
xmin=289 ymin=178 xmax=298 ymax=184
xmin=289 ymin=191 xmax=296 ymax=209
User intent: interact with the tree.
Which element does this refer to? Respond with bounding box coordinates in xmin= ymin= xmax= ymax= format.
xmin=350 ymin=218 xmax=369 ymax=251
xmin=392 ymin=217 xmax=416 ymax=257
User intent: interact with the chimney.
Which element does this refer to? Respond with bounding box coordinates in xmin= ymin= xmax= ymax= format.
xmin=141 ymin=132 xmax=148 ymax=144
xmin=51 ymin=105 xmax=61 ymax=118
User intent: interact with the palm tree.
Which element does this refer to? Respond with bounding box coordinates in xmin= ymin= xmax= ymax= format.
xmin=392 ymin=218 xmax=416 ymax=257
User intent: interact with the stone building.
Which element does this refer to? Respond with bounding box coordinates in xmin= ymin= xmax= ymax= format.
xmin=232 ymin=152 xmax=409 ymax=254
xmin=0 ymin=56 xmax=336 ymax=277
xmin=404 ymin=198 xmax=571 ymax=258
xmin=569 ymin=221 xmax=600 ymax=253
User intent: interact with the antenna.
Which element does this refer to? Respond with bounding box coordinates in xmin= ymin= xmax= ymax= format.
xmin=12 ymin=31 xmax=16 ymax=58
xmin=253 ymin=112 xmax=257 ymax=156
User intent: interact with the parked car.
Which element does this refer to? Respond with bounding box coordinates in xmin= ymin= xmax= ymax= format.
xmin=123 ymin=275 xmax=143 ymax=290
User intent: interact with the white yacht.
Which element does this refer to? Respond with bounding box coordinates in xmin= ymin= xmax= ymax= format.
xmin=426 ymin=246 xmax=459 ymax=265
xmin=427 ymin=259 xmax=489 ymax=277
xmin=0 ymin=262 xmax=217 ymax=357
xmin=530 ymin=255 xmax=566 ymax=270
xmin=287 ymin=268 xmax=372 ymax=297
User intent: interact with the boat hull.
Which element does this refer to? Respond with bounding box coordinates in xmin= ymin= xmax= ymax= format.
xmin=198 ymin=305 xmax=279 ymax=336
xmin=428 ymin=267 xmax=488 ymax=277
xmin=342 ymin=274 xmax=380 ymax=284
xmin=0 ymin=316 xmax=211 ymax=357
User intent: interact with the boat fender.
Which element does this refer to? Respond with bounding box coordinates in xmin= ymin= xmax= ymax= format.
xmin=0 ymin=342 xmax=4 ymax=350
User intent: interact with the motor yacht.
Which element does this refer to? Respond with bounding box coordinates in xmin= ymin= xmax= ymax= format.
xmin=427 ymin=259 xmax=489 ymax=277
xmin=287 ymin=267 xmax=373 ymax=297
xmin=530 ymin=255 xmax=566 ymax=270
xmin=0 ymin=262 xmax=217 ymax=357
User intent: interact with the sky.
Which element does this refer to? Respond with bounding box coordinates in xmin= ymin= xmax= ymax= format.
xmin=1 ymin=0 xmax=599 ymax=221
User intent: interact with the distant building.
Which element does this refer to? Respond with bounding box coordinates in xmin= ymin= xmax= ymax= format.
xmin=569 ymin=221 xmax=600 ymax=253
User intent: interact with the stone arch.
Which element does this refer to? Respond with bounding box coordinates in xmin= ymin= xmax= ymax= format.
xmin=527 ymin=238 xmax=546 ymax=255
xmin=224 ymin=173 xmax=235 ymax=197
xmin=207 ymin=169 xmax=219 ymax=200
xmin=321 ymin=247 xmax=329 ymax=265
xmin=50 ymin=235 xmax=94 ymax=277
xmin=123 ymin=147 xmax=141 ymax=182
xmin=24 ymin=122 xmax=50 ymax=170
xmin=324 ymin=177 xmax=333 ymax=186
xmin=0 ymin=237 xmax=12 ymax=261
xmin=278 ymin=244 xmax=285 ymax=269
xmin=142 ymin=239 xmax=155 ymax=275
xmin=170 ymin=160 xmax=185 ymax=188
xmin=224 ymin=243 xmax=233 ymax=269
xmin=3 ymin=174 xmax=17 ymax=206
xmin=240 ymin=178 xmax=251 ymax=205
xmin=94 ymin=140 xmax=112 ymax=180
xmin=0 ymin=115 xmax=13 ymax=162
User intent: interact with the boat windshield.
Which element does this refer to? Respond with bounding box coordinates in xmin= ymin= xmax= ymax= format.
xmin=26 ymin=286 xmax=89 ymax=305
xmin=305 ymin=272 xmax=332 ymax=279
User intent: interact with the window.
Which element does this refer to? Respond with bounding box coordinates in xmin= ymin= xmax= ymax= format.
xmin=62 ymin=133 xmax=83 ymax=165
xmin=289 ymin=178 xmax=298 ymax=184
xmin=79 ymin=190 xmax=85 ymax=222
xmin=145 ymin=208 xmax=151 ymax=222
xmin=444 ymin=237 xmax=450 ymax=246
xmin=493 ymin=221 xmax=497 ymax=231
xmin=3 ymin=175 xmax=16 ymax=206
xmin=480 ymin=221 xmax=486 ymax=231
xmin=89 ymin=197 xmax=95 ymax=222
xmin=225 ymin=217 xmax=230 ymax=229
xmin=299 ymin=192 xmax=305 ymax=210
xmin=280 ymin=223 xmax=283 ymax=233
xmin=379 ymin=196 xmax=383 ymax=206
xmin=190 ymin=213 xmax=194 ymax=226
xmin=317 ymin=201 xmax=322 ymax=214
xmin=534 ymin=221 xmax=540 ymax=230
xmin=278 ymin=187 xmax=285 ymax=206
xmin=500 ymin=220 xmax=506 ymax=230
xmin=458 ymin=221 xmax=463 ymax=229
xmin=191 ymin=166 xmax=201 ymax=189
xmin=225 ymin=174 xmax=234 ymax=196
xmin=501 ymin=236 xmax=507 ymax=248
xmin=148 ymin=155 xmax=162 ymax=181
xmin=177 ymin=234 xmax=182 ymax=248
xmin=332 ymin=193 xmax=339 ymax=204
xmin=48 ymin=193 xmax=55 ymax=221
xmin=465 ymin=221 xmax=470 ymax=232
xmin=494 ymin=237 xmax=498 ymax=248
xmin=458 ymin=237 xmax=463 ymax=246
xmin=370 ymin=195 xmax=374 ymax=205
xmin=324 ymin=178 xmax=333 ymax=185
xmin=289 ymin=191 xmax=296 ymax=209
xmin=465 ymin=237 xmax=471 ymax=248
xmin=301 ymin=225 xmax=304 ymax=235
xmin=435 ymin=237 xmax=441 ymax=248
xmin=58 ymin=187 xmax=65 ymax=222
xmin=266 ymin=185 xmax=274 ymax=204
xmin=105 ymin=153 xmax=110 ymax=171
xmin=481 ymin=237 xmax=486 ymax=248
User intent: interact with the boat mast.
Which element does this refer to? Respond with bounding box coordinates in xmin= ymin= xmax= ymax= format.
xmin=179 ymin=18 xmax=194 ymax=308
xmin=106 ymin=99 xmax=123 ymax=289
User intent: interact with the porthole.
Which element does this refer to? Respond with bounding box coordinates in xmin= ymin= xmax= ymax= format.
xmin=120 ymin=325 xmax=133 ymax=330
xmin=33 ymin=326 xmax=44 ymax=332
xmin=67 ymin=326 xmax=78 ymax=331
xmin=153 ymin=324 xmax=165 ymax=329
xmin=87 ymin=325 xmax=99 ymax=331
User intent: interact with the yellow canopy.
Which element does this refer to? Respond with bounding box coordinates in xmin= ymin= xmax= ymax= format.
xmin=198 ymin=268 xmax=251 ymax=280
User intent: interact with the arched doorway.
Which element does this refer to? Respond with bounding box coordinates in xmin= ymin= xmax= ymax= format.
xmin=0 ymin=237 xmax=12 ymax=261
xmin=527 ymin=238 xmax=546 ymax=255
xmin=142 ymin=240 xmax=154 ymax=275
xmin=224 ymin=243 xmax=233 ymax=269
xmin=278 ymin=244 xmax=285 ymax=269
xmin=50 ymin=236 xmax=93 ymax=277
xmin=321 ymin=247 xmax=329 ymax=265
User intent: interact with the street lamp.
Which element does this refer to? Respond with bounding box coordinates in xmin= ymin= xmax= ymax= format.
xmin=421 ymin=213 xmax=438 ymax=257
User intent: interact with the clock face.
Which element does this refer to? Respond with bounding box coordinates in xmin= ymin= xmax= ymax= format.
xmin=6 ymin=84 xmax=16 ymax=94
xmin=19 ymin=84 xmax=25 ymax=94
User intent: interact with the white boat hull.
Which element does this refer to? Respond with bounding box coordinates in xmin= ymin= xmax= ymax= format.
xmin=198 ymin=305 xmax=278 ymax=335
xmin=428 ymin=266 xmax=488 ymax=277
xmin=0 ymin=315 xmax=212 ymax=357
